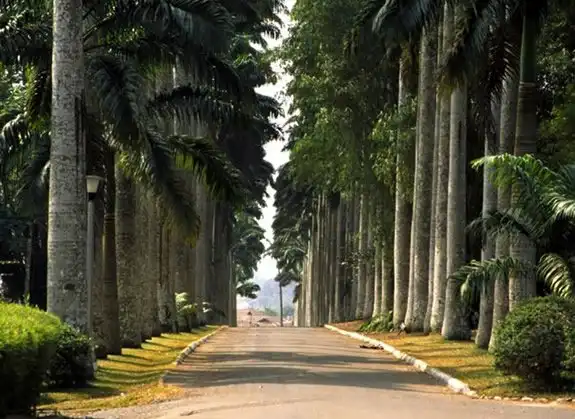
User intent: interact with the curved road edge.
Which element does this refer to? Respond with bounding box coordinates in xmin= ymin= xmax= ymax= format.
xmin=324 ymin=324 xmax=477 ymax=398
xmin=159 ymin=326 xmax=227 ymax=384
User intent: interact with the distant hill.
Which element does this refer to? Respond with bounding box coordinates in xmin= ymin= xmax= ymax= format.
xmin=244 ymin=279 xmax=295 ymax=312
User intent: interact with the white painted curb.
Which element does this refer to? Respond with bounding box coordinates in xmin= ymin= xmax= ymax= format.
xmin=325 ymin=324 xmax=477 ymax=398
xmin=174 ymin=326 xmax=225 ymax=366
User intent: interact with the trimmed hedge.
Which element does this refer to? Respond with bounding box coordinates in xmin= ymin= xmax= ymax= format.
xmin=492 ymin=296 xmax=575 ymax=388
xmin=46 ymin=324 xmax=94 ymax=388
xmin=0 ymin=302 xmax=62 ymax=416
xmin=0 ymin=302 xmax=95 ymax=416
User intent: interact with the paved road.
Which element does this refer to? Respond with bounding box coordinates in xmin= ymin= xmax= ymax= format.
xmin=93 ymin=328 xmax=574 ymax=419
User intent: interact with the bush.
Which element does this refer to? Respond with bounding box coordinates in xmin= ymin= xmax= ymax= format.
xmin=358 ymin=311 xmax=394 ymax=333
xmin=176 ymin=292 xmax=198 ymax=332
xmin=492 ymin=296 xmax=575 ymax=388
xmin=46 ymin=324 xmax=95 ymax=388
xmin=0 ymin=302 xmax=62 ymax=416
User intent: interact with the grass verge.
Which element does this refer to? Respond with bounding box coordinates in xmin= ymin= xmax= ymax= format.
xmin=38 ymin=326 xmax=217 ymax=415
xmin=334 ymin=321 xmax=575 ymax=400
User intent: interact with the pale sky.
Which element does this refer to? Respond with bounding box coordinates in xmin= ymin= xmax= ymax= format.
xmin=237 ymin=1 xmax=295 ymax=309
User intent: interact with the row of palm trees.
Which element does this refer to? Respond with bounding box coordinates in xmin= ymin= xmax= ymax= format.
xmin=0 ymin=0 xmax=282 ymax=357
xmin=273 ymin=0 xmax=574 ymax=349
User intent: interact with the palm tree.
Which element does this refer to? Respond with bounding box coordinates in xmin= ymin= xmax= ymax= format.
xmin=454 ymin=154 xmax=575 ymax=303
xmin=48 ymin=0 xmax=88 ymax=333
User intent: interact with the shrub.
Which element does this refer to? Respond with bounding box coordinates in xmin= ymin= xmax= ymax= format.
xmin=46 ymin=324 xmax=95 ymax=388
xmin=492 ymin=296 xmax=575 ymax=388
xmin=358 ymin=311 xmax=394 ymax=333
xmin=0 ymin=302 xmax=62 ymax=416
xmin=176 ymin=292 xmax=198 ymax=332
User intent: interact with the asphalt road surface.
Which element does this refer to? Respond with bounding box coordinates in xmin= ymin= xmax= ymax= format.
xmin=92 ymin=328 xmax=574 ymax=419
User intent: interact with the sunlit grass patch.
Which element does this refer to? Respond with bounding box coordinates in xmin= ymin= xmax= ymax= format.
xmin=334 ymin=322 xmax=575 ymax=399
xmin=39 ymin=326 xmax=216 ymax=414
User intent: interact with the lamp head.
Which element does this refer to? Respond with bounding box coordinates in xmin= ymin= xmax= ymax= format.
xmin=86 ymin=175 xmax=103 ymax=199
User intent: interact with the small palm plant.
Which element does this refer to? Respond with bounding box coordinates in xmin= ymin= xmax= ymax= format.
xmin=453 ymin=153 xmax=575 ymax=300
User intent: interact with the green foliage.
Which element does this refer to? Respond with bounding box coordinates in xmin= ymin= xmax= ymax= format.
xmin=46 ymin=324 xmax=94 ymax=389
xmin=0 ymin=302 xmax=61 ymax=416
xmin=358 ymin=311 xmax=394 ymax=333
xmin=175 ymin=292 xmax=198 ymax=332
xmin=492 ymin=296 xmax=575 ymax=389
xmin=232 ymin=210 xmax=266 ymax=298
xmin=457 ymin=154 xmax=575 ymax=299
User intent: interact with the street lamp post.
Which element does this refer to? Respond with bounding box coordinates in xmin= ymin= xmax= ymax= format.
xmin=86 ymin=175 xmax=103 ymax=338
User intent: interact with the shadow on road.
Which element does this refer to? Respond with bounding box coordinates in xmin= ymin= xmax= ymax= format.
xmin=163 ymin=328 xmax=442 ymax=394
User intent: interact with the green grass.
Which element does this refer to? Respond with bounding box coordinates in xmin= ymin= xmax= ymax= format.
xmin=38 ymin=326 xmax=217 ymax=415
xmin=335 ymin=321 xmax=575 ymax=399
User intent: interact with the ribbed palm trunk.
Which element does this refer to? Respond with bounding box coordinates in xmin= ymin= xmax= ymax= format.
xmin=92 ymin=196 xmax=106 ymax=357
xmin=355 ymin=193 xmax=369 ymax=319
xmin=136 ymin=186 xmax=154 ymax=340
xmin=158 ymin=210 xmax=178 ymax=333
xmin=488 ymin=75 xmax=517 ymax=351
xmin=194 ymin=181 xmax=209 ymax=324
xmin=408 ymin=26 xmax=437 ymax=332
xmin=47 ymin=0 xmax=88 ymax=333
xmin=431 ymin=4 xmax=453 ymax=333
xmin=312 ymin=196 xmax=323 ymax=325
xmin=363 ymin=204 xmax=375 ymax=318
xmin=509 ymin=13 xmax=538 ymax=308
xmin=426 ymin=90 xmax=440 ymax=333
xmin=102 ymin=150 xmax=121 ymax=353
xmin=382 ymin=234 xmax=394 ymax=315
xmin=373 ymin=241 xmax=383 ymax=316
xmin=304 ymin=216 xmax=315 ymax=326
xmin=211 ymin=203 xmax=231 ymax=325
xmin=115 ymin=164 xmax=142 ymax=347
xmin=475 ymin=99 xmax=500 ymax=349
xmin=327 ymin=200 xmax=337 ymax=323
xmin=442 ymin=28 xmax=471 ymax=340
xmin=342 ymin=197 xmax=355 ymax=320
xmin=393 ymin=59 xmax=413 ymax=328
xmin=146 ymin=192 xmax=162 ymax=336
xmin=348 ymin=193 xmax=360 ymax=320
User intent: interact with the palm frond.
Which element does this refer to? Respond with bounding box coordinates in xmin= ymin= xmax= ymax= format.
xmin=119 ymin=129 xmax=201 ymax=240
xmin=0 ymin=11 xmax=52 ymax=66
xmin=145 ymin=85 xmax=248 ymax=129
xmin=452 ymin=256 xmax=531 ymax=302
xmin=169 ymin=135 xmax=247 ymax=204
xmin=538 ymin=253 xmax=575 ymax=298
xmin=467 ymin=208 xmax=539 ymax=245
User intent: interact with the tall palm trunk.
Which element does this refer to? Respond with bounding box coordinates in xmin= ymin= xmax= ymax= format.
xmin=488 ymin=75 xmax=517 ymax=350
xmin=115 ymin=163 xmax=141 ymax=347
xmin=92 ymin=197 xmax=106 ymax=356
xmin=509 ymin=13 xmax=538 ymax=308
xmin=409 ymin=26 xmax=437 ymax=332
xmin=393 ymin=58 xmax=413 ymax=328
xmin=431 ymin=5 xmax=453 ymax=333
xmin=47 ymin=0 xmax=88 ymax=332
xmin=147 ymin=192 xmax=162 ymax=336
xmin=102 ymin=150 xmax=121 ymax=354
xmin=373 ymin=241 xmax=383 ymax=316
xmin=194 ymin=180 xmax=209 ymax=324
xmin=158 ymin=213 xmax=177 ymax=332
xmin=363 ymin=203 xmax=375 ymax=318
xmin=442 ymin=35 xmax=471 ymax=340
xmin=136 ymin=186 xmax=154 ymax=340
xmin=476 ymin=99 xmax=500 ymax=348
xmin=382 ymin=234 xmax=394 ymax=314
xmin=355 ymin=193 xmax=369 ymax=319
xmin=333 ymin=201 xmax=345 ymax=322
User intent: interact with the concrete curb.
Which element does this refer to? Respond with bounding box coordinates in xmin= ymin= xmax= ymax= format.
xmin=325 ymin=324 xmax=478 ymax=398
xmin=159 ymin=326 xmax=226 ymax=385
xmin=174 ymin=326 xmax=226 ymax=366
